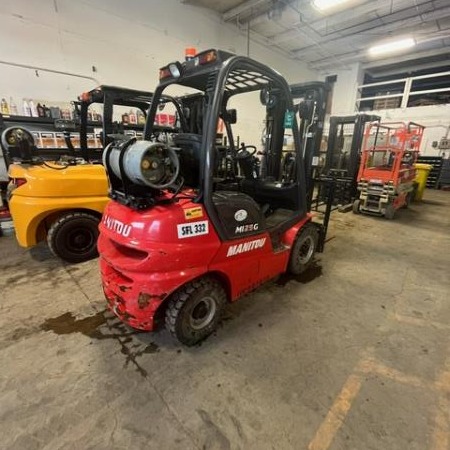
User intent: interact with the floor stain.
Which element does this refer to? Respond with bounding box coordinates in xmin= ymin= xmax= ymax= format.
xmin=40 ymin=310 xmax=158 ymax=378
xmin=40 ymin=311 xmax=106 ymax=337
xmin=40 ymin=311 xmax=143 ymax=341
xmin=121 ymin=341 xmax=159 ymax=357
xmin=275 ymin=261 xmax=323 ymax=287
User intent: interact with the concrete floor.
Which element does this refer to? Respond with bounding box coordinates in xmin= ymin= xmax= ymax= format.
xmin=0 ymin=190 xmax=449 ymax=450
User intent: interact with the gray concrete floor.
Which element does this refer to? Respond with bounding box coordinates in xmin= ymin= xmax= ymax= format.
xmin=0 ymin=190 xmax=449 ymax=450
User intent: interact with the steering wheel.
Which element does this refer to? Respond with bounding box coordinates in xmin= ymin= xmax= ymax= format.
xmin=236 ymin=145 xmax=257 ymax=160
xmin=138 ymin=142 xmax=180 ymax=189
xmin=1 ymin=127 xmax=35 ymax=160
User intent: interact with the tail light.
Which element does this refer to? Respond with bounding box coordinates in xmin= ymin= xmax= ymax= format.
xmin=7 ymin=178 xmax=27 ymax=199
xmin=197 ymin=49 xmax=217 ymax=65
xmin=78 ymin=91 xmax=92 ymax=102
xmin=159 ymin=62 xmax=183 ymax=80
xmin=13 ymin=178 xmax=27 ymax=188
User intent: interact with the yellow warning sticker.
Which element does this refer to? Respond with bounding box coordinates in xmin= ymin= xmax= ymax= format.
xmin=184 ymin=206 xmax=203 ymax=220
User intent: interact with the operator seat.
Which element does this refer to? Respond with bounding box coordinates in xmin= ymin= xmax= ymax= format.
xmin=240 ymin=178 xmax=298 ymax=211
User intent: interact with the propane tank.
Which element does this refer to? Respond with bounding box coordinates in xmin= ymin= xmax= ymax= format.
xmin=105 ymin=140 xmax=167 ymax=187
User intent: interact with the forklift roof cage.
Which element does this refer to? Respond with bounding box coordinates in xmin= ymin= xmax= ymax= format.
xmin=137 ymin=49 xmax=310 ymax=241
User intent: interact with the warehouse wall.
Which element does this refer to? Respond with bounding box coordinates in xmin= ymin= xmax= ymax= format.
xmin=323 ymin=62 xmax=450 ymax=156
xmin=327 ymin=63 xmax=365 ymax=117
xmin=0 ymin=0 xmax=317 ymax=148
xmin=372 ymin=106 xmax=450 ymax=156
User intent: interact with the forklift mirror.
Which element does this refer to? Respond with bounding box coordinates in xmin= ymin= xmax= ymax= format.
xmin=298 ymin=100 xmax=313 ymax=119
xmin=260 ymin=87 xmax=277 ymax=109
xmin=224 ymin=109 xmax=237 ymax=124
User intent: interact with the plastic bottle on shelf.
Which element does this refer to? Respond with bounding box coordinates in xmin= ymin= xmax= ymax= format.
xmin=1 ymin=98 xmax=9 ymax=115
xmin=9 ymin=97 xmax=18 ymax=115
xmin=29 ymin=99 xmax=38 ymax=117
xmin=136 ymin=109 xmax=145 ymax=125
xmin=43 ymin=105 xmax=51 ymax=118
xmin=129 ymin=109 xmax=137 ymax=124
xmin=61 ymin=108 xmax=71 ymax=120
xmin=22 ymin=99 xmax=31 ymax=116
xmin=37 ymin=103 xmax=45 ymax=117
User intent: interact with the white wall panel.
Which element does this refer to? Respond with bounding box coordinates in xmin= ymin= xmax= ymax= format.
xmin=0 ymin=0 xmax=317 ymax=147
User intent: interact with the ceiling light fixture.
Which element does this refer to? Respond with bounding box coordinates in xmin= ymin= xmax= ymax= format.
xmin=369 ymin=38 xmax=416 ymax=56
xmin=312 ymin=0 xmax=351 ymax=11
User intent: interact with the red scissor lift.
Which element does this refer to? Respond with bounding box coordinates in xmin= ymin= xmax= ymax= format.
xmin=353 ymin=121 xmax=424 ymax=219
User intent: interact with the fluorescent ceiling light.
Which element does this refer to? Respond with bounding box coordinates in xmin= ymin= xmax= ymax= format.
xmin=369 ymin=38 xmax=416 ymax=56
xmin=312 ymin=0 xmax=351 ymax=11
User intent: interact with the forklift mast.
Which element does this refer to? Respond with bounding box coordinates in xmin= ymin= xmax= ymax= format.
xmin=324 ymin=114 xmax=381 ymax=180
xmin=290 ymin=81 xmax=329 ymax=210
xmin=321 ymin=113 xmax=381 ymax=206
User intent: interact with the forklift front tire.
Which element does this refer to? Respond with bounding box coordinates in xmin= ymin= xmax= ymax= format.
xmin=165 ymin=276 xmax=226 ymax=346
xmin=47 ymin=212 xmax=100 ymax=263
xmin=288 ymin=224 xmax=319 ymax=275
xmin=352 ymin=199 xmax=360 ymax=214
xmin=403 ymin=191 xmax=413 ymax=208
xmin=385 ymin=204 xmax=396 ymax=220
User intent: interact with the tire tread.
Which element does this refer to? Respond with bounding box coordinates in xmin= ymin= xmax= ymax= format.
xmin=165 ymin=276 xmax=226 ymax=346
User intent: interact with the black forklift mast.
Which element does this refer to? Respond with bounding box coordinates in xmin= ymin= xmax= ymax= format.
xmin=321 ymin=113 xmax=380 ymax=206
xmin=290 ymin=81 xmax=329 ymax=211
xmin=323 ymin=114 xmax=381 ymax=180
xmin=289 ymin=81 xmax=331 ymax=251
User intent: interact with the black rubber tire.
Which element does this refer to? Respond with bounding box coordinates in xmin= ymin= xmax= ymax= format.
xmin=47 ymin=212 xmax=100 ymax=263
xmin=403 ymin=191 xmax=413 ymax=208
xmin=288 ymin=223 xmax=319 ymax=275
xmin=165 ymin=277 xmax=226 ymax=346
xmin=352 ymin=199 xmax=361 ymax=214
xmin=385 ymin=204 xmax=396 ymax=220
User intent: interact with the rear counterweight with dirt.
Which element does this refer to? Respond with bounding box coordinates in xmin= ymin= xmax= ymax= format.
xmin=47 ymin=212 xmax=100 ymax=263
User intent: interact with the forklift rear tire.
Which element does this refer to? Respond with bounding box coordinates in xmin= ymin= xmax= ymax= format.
xmin=352 ymin=199 xmax=360 ymax=214
xmin=47 ymin=212 xmax=100 ymax=263
xmin=165 ymin=276 xmax=226 ymax=346
xmin=385 ymin=204 xmax=396 ymax=220
xmin=288 ymin=224 xmax=319 ymax=275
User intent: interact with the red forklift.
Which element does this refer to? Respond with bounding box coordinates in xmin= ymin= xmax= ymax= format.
xmin=98 ymin=49 xmax=330 ymax=345
xmin=353 ymin=121 xmax=424 ymax=219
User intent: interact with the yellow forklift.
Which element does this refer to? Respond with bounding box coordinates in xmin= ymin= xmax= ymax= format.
xmin=3 ymin=86 xmax=162 ymax=262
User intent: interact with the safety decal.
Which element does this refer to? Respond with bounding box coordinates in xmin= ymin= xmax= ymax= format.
xmin=184 ymin=206 xmax=204 ymax=220
xmin=226 ymin=237 xmax=266 ymax=257
xmin=177 ymin=220 xmax=209 ymax=239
